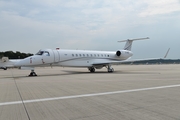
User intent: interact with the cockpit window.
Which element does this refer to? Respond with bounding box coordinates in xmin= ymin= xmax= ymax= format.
xmin=36 ymin=51 xmax=50 ymax=56
xmin=43 ymin=51 xmax=50 ymax=56
xmin=36 ymin=51 xmax=44 ymax=55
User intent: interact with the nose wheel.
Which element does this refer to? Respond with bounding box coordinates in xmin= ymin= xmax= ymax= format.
xmin=29 ymin=70 xmax=37 ymax=76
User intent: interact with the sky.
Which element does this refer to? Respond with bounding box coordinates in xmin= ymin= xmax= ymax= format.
xmin=0 ymin=0 xmax=180 ymax=59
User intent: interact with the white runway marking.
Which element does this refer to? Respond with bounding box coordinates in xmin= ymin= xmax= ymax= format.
xmin=0 ymin=84 xmax=180 ymax=106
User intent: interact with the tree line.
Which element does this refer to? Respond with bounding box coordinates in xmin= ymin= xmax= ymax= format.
xmin=0 ymin=51 xmax=33 ymax=59
xmin=122 ymin=59 xmax=180 ymax=64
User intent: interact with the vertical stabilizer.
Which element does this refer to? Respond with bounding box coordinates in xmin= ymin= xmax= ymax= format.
xmin=118 ymin=37 xmax=149 ymax=51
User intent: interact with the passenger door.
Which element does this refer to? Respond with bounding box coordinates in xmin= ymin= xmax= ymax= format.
xmin=53 ymin=50 xmax=60 ymax=63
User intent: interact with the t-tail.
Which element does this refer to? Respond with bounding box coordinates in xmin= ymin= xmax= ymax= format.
xmin=118 ymin=37 xmax=149 ymax=51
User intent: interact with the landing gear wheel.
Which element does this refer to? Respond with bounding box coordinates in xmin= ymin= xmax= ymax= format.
xmin=108 ymin=68 xmax=114 ymax=73
xmin=29 ymin=70 xmax=37 ymax=76
xmin=107 ymin=65 xmax=114 ymax=73
xmin=88 ymin=67 xmax=95 ymax=73
xmin=3 ymin=67 xmax=7 ymax=70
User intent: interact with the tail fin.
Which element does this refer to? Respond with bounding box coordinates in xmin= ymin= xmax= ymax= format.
xmin=118 ymin=37 xmax=149 ymax=51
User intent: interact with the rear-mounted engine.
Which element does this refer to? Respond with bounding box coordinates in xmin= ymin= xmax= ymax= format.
xmin=116 ymin=50 xmax=121 ymax=56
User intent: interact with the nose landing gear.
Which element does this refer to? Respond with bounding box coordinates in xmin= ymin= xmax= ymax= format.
xmin=29 ymin=70 xmax=37 ymax=76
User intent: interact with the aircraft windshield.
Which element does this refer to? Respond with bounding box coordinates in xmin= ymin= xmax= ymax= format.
xmin=43 ymin=51 xmax=50 ymax=56
xmin=36 ymin=50 xmax=44 ymax=55
xmin=36 ymin=50 xmax=50 ymax=56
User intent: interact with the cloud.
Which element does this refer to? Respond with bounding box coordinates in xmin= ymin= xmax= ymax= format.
xmin=139 ymin=0 xmax=180 ymax=17
xmin=0 ymin=0 xmax=180 ymax=58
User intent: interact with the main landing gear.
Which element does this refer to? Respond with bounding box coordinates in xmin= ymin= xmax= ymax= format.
xmin=107 ymin=65 xmax=114 ymax=73
xmin=88 ymin=65 xmax=114 ymax=73
xmin=29 ymin=70 xmax=37 ymax=76
xmin=3 ymin=67 xmax=7 ymax=70
xmin=88 ymin=67 xmax=95 ymax=73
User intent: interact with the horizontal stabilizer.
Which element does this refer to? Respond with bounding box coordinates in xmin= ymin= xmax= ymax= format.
xmin=118 ymin=37 xmax=149 ymax=51
xmin=118 ymin=37 xmax=149 ymax=42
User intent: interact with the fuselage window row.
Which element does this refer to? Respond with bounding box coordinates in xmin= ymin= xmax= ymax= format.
xmin=72 ymin=54 xmax=109 ymax=57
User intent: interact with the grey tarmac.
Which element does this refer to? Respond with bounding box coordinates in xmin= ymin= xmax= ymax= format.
xmin=0 ymin=64 xmax=180 ymax=120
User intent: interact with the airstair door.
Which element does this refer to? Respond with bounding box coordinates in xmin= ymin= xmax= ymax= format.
xmin=53 ymin=50 xmax=60 ymax=63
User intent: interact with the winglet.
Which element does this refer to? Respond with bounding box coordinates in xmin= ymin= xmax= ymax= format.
xmin=164 ymin=48 xmax=170 ymax=58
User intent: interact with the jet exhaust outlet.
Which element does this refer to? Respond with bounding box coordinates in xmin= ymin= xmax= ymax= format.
xmin=116 ymin=50 xmax=121 ymax=56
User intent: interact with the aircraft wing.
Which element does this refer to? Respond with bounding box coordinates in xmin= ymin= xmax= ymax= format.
xmin=91 ymin=59 xmax=129 ymax=66
xmin=118 ymin=58 xmax=163 ymax=63
xmin=92 ymin=48 xmax=170 ymax=66
xmin=92 ymin=58 xmax=162 ymax=66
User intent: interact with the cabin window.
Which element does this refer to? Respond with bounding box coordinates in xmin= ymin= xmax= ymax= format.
xmin=79 ymin=54 xmax=81 ymax=57
xmin=94 ymin=54 xmax=96 ymax=57
xmin=91 ymin=54 xmax=93 ymax=57
xmin=72 ymin=54 xmax=74 ymax=57
xmin=98 ymin=54 xmax=99 ymax=57
xmin=87 ymin=54 xmax=89 ymax=57
xmin=83 ymin=54 xmax=85 ymax=57
xmin=76 ymin=54 xmax=78 ymax=57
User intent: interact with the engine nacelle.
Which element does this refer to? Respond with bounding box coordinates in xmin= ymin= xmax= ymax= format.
xmin=116 ymin=50 xmax=121 ymax=57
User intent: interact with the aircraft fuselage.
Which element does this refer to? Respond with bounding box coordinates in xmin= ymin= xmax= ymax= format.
xmin=14 ymin=49 xmax=133 ymax=68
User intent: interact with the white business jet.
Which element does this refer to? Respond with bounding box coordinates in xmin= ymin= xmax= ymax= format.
xmin=0 ymin=37 xmax=149 ymax=76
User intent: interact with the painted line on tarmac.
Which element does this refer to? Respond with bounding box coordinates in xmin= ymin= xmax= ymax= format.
xmin=1 ymin=84 xmax=180 ymax=106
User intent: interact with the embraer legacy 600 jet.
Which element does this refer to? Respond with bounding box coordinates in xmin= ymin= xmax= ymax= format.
xmin=0 ymin=37 xmax=149 ymax=76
